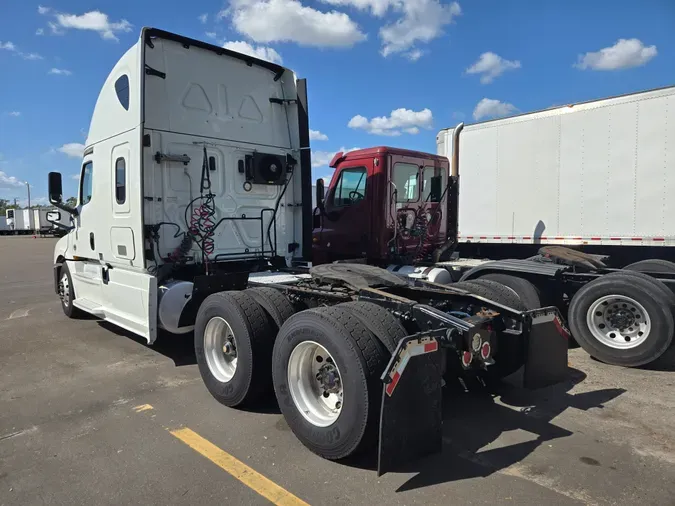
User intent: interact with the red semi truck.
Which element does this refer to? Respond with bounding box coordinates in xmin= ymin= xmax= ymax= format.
xmin=312 ymin=144 xmax=675 ymax=368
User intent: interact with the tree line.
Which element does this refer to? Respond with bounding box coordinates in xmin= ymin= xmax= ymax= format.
xmin=0 ymin=197 xmax=78 ymax=215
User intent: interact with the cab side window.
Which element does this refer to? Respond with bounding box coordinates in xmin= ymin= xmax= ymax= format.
xmin=80 ymin=162 xmax=94 ymax=205
xmin=422 ymin=166 xmax=447 ymax=202
xmin=394 ymin=163 xmax=419 ymax=202
xmin=332 ymin=167 xmax=367 ymax=207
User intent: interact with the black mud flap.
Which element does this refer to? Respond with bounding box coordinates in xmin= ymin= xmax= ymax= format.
xmin=523 ymin=307 xmax=570 ymax=389
xmin=377 ymin=335 xmax=443 ymax=477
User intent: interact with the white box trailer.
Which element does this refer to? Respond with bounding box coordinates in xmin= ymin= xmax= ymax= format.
xmin=33 ymin=208 xmax=52 ymax=234
xmin=5 ymin=208 xmax=31 ymax=234
xmin=436 ymin=85 xmax=675 ymax=251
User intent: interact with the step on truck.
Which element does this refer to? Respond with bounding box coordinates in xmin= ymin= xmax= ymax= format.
xmin=47 ymin=28 xmax=569 ymax=473
xmin=312 ymin=87 xmax=675 ymax=368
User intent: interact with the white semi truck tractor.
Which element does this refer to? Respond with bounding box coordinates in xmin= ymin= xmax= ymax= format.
xmin=47 ymin=28 xmax=570 ymax=474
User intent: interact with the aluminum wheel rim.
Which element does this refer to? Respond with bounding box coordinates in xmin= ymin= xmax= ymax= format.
xmin=586 ymin=294 xmax=651 ymax=349
xmin=59 ymin=272 xmax=70 ymax=306
xmin=204 ymin=317 xmax=238 ymax=383
xmin=287 ymin=341 xmax=343 ymax=427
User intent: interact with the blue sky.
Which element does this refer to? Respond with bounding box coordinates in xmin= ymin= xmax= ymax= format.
xmin=1 ymin=0 xmax=673 ymax=203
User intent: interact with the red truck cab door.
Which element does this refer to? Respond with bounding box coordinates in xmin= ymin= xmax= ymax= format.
xmin=389 ymin=153 xmax=449 ymax=261
xmin=313 ymin=161 xmax=371 ymax=264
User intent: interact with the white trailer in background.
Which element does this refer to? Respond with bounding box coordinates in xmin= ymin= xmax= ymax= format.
xmin=5 ymin=208 xmax=32 ymax=234
xmin=0 ymin=217 xmax=9 ymax=235
xmin=436 ymin=85 xmax=675 ymax=263
xmin=33 ymin=208 xmax=52 ymax=234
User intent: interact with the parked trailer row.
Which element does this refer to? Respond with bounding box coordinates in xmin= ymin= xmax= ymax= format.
xmin=45 ymin=28 xmax=571 ymax=473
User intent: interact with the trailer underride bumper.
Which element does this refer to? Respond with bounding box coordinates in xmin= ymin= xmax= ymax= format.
xmin=376 ymin=306 xmax=569 ymax=476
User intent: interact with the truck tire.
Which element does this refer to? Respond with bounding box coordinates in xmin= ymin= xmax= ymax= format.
xmin=624 ymin=259 xmax=675 ymax=274
xmin=603 ymin=270 xmax=675 ymax=315
xmin=58 ymin=263 xmax=85 ymax=318
xmin=477 ymin=274 xmax=542 ymax=310
xmin=451 ymin=280 xmax=526 ymax=378
xmin=195 ymin=291 xmax=275 ymax=407
xmin=272 ymin=306 xmax=389 ymax=460
xmin=338 ymin=301 xmax=407 ymax=354
xmin=568 ymin=275 xmax=674 ymax=367
xmin=457 ymin=279 xmax=527 ymax=311
xmin=245 ymin=287 xmax=296 ymax=331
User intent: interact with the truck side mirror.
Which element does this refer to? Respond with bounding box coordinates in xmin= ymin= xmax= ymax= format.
xmin=48 ymin=171 xmax=78 ymax=216
xmin=316 ymin=178 xmax=325 ymax=209
xmin=46 ymin=211 xmax=61 ymax=223
xmin=48 ymin=172 xmax=63 ymax=204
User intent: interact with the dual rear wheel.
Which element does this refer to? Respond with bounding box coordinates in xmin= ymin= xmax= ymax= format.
xmin=195 ymin=290 xmax=394 ymax=459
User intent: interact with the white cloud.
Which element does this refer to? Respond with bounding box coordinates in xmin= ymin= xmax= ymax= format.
xmin=222 ymin=40 xmax=283 ymax=64
xmin=38 ymin=5 xmax=51 ymax=15
xmin=198 ymin=13 xmax=209 ymax=23
xmin=228 ymin=0 xmax=366 ymax=47
xmin=206 ymin=32 xmax=217 ymax=39
xmin=0 ymin=41 xmax=43 ymax=60
xmin=48 ymin=21 xmax=64 ymax=35
xmin=312 ymin=147 xmax=360 ymax=168
xmin=58 ymin=143 xmax=85 ymax=158
xmin=36 ymin=28 xmax=44 ymax=35
xmin=379 ymin=0 xmax=461 ymax=57
xmin=55 ymin=10 xmax=132 ymax=41
xmin=466 ymin=51 xmax=521 ymax=84
xmin=70 ymin=174 xmax=80 ymax=180
xmin=405 ymin=49 xmax=423 ymax=61
xmin=7 ymin=111 xmax=21 ymax=117
xmin=309 ymin=129 xmax=328 ymax=141
xmin=320 ymin=0 xmax=394 ymax=17
xmin=0 ymin=171 xmax=23 ymax=189
xmin=48 ymin=68 xmax=72 ymax=76
xmin=473 ymin=98 xmax=517 ymax=121
xmin=575 ymin=38 xmax=657 ymax=71
xmin=348 ymin=107 xmax=433 ymax=136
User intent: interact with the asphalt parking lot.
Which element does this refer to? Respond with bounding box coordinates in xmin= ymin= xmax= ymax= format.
xmin=1 ymin=236 xmax=674 ymax=506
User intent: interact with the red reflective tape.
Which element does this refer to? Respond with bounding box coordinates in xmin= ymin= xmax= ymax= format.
xmin=653 ymin=238 xmax=665 ymax=242
xmin=479 ymin=236 xmax=487 ymax=239
xmin=386 ymin=371 xmax=401 ymax=396
xmin=572 ymin=237 xmax=583 ymax=240
xmin=610 ymin=238 xmax=621 ymax=241
xmin=523 ymin=236 xmax=531 ymax=240
xmin=540 ymin=236 xmax=548 ymax=240
xmin=553 ymin=316 xmax=570 ymax=340
xmin=631 ymin=238 xmax=642 ymax=241
xmin=554 ymin=237 xmax=564 ymax=240
xmin=465 ymin=236 xmax=473 ymax=239
xmin=591 ymin=237 xmax=601 ymax=241
xmin=493 ymin=236 xmax=501 ymax=240
xmin=507 ymin=236 xmax=515 ymax=240
xmin=424 ymin=341 xmax=438 ymax=353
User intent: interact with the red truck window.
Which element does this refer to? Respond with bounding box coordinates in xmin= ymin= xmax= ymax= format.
xmin=422 ymin=166 xmax=446 ymax=202
xmin=332 ymin=167 xmax=366 ymax=207
xmin=394 ymin=163 xmax=419 ymax=202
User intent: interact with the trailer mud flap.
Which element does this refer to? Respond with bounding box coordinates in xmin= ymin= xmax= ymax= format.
xmin=523 ymin=307 xmax=570 ymax=389
xmin=377 ymin=335 xmax=443 ymax=476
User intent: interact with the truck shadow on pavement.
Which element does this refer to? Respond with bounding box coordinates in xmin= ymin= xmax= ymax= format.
xmin=393 ymin=368 xmax=626 ymax=492
xmin=340 ymin=367 xmax=625 ymax=491
xmin=98 ymin=322 xmax=197 ymax=367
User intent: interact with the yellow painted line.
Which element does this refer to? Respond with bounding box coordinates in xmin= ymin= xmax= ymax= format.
xmin=170 ymin=427 xmax=309 ymax=506
xmin=133 ymin=404 xmax=153 ymax=413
